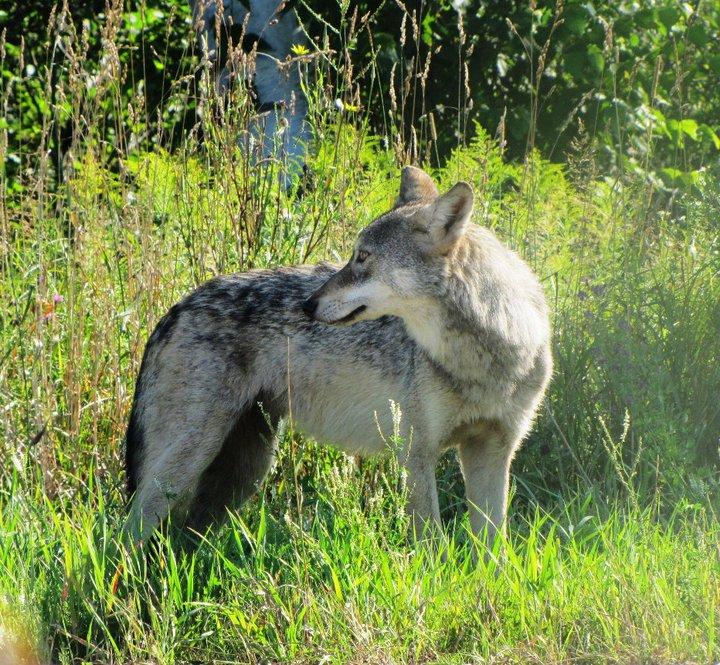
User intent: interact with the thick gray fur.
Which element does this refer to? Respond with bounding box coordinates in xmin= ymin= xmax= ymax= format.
xmin=125 ymin=166 xmax=552 ymax=546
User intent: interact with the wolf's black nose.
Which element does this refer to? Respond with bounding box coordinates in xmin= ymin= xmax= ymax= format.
xmin=302 ymin=297 xmax=318 ymax=317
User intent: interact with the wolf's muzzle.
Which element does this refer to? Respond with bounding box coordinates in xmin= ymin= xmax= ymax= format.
xmin=335 ymin=304 xmax=366 ymax=323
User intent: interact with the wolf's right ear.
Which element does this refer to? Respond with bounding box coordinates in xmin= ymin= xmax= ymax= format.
xmin=426 ymin=182 xmax=474 ymax=254
xmin=394 ymin=166 xmax=439 ymax=207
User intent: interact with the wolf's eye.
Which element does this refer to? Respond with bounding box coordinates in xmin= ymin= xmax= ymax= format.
xmin=356 ymin=250 xmax=370 ymax=264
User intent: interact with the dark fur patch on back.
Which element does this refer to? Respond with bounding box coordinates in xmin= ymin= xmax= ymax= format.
xmin=149 ymin=303 xmax=182 ymax=347
xmin=242 ymin=32 xmax=273 ymax=54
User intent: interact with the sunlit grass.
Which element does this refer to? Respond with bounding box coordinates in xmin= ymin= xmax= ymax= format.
xmin=1 ymin=460 xmax=718 ymax=663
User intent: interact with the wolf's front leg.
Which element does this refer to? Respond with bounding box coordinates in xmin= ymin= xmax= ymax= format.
xmin=458 ymin=424 xmax=520 ymax=549
xmin=400 ymin=444 xmax=442 ymax=540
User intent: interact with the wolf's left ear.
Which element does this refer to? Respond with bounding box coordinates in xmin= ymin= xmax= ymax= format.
xmin=395 ymin=166 xmax=439 ymax=207
xmin=427 ymin=182 xmax=474 ymax=253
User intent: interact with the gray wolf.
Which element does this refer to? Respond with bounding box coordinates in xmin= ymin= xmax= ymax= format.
xmin=125 ymin=166 xmax=552 ymax=546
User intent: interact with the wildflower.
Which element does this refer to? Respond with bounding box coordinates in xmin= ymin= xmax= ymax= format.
xmin=334 ymin=98 xmax=344 ymax=112
xmin=290 ymin=44 xmax=309 ymax=56
xmin=41 ymin=293 xmax=64 ymax=321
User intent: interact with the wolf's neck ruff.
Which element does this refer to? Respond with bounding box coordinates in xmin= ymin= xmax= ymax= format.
xmin=398 ymin=228 xmax=549 ymax=404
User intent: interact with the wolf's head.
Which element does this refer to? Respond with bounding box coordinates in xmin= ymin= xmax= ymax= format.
xmin=303 ymin=167 xmax=473 ymax=325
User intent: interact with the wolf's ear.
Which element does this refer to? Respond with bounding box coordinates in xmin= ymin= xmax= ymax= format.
xmin=426 ymin=182 xmax=474 ymax=253
xmin=395 ymin=166 xmax=439 ymax=207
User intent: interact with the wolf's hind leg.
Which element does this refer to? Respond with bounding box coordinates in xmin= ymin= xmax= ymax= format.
xmin=126 ymin=406 xmax=237 ymax=543
xmin=183 ymin=394 xmax=281 ymax=533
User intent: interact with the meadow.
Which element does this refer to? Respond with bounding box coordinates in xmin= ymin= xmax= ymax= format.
xmin=1 ymin=1 xmax=719 ymax=662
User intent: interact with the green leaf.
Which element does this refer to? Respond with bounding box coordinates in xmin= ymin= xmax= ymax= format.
xmin=636 ymin=8 xmax=657 ymax=29
xmin=699 ymin=124 xmax=720 ymax=149
xmin=665 ymin=119 xmax=681 ymax=143
xmin=679 ymin=118 xmax=699 ymax=140
xmin=586 ymin=44 xmax=605 ymax=74
xmin=563 ymin=47 xmax=587 ymax=80
xmin=686 ymin=24 xmax=708 ymax=47
xmin=658 ymin=7 xmax=680 ymax=30
xmin=708 ymin=55 xmax=720 ymax=74
xmin=563 ymin=6 xmax=588 ymax=35
xmin=660 ymin=166 xmax=701 ymax=187
xmin=660 ymin=166 xmax=682 ymax=180
xmin=421 ymin=11 xmax=435 ymax=46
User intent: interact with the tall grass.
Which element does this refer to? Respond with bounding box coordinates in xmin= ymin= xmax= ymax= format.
xmin=0 ymin=1 xmax=719 ymax=662
xmin=1 ymin=455 xmax=718 ymax=663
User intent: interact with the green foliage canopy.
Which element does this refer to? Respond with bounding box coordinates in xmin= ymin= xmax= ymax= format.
xmin=2 ymin=0 xmax=719 ymax=190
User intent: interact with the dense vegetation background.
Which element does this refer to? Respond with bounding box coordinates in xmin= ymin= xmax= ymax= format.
xmin=0 ymin=1 xmax=718 ymax=663
xmin=4 ymin=0 xmax=720 ymax=183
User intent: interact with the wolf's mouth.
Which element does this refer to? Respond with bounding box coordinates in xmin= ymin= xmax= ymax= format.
xmin=333 ymin=304 xmax=367 ymax=324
